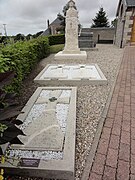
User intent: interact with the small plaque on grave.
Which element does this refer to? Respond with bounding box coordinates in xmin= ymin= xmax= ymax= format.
xmin=19 ymin=158 xmax=40 ymax=167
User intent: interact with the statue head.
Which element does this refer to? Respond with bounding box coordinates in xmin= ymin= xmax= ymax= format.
xmin=69 ymin=0 xmax=75 ymax=8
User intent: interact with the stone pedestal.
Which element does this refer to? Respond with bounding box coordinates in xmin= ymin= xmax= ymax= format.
xmin=55 ymin=51 xmax=87 ymax=60
xmin=55 ymin=0 xmax=87 ymax=60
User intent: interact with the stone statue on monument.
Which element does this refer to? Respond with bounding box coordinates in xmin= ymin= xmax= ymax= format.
xmin=63 ymin=0 xmax=80 ymax=54
xmin=55 ymin=0 xmax=87 ymax=60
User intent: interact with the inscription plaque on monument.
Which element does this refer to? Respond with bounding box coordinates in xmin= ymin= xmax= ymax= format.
xmin=19 ymin=158 xmax=40 ymax=167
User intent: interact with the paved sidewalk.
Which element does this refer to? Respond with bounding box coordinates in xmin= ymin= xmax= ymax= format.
xmin=89 ymin=46 xmax=135 ymax=180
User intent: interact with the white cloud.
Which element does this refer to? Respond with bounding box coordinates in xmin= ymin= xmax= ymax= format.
xmin=0 ymin=0 xmax=119 ymax=35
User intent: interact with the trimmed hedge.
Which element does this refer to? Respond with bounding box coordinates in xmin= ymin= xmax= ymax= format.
xmin=0 ymin=36 xmax=50 ymax=92
xmin=48 ymin=34 xmax=65 ymax=46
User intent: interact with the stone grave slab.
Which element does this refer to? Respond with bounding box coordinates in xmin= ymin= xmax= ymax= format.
xmin=1 ymin=87 xmax=77 ymax=180
xmin=34 ymin=64 xmax=107 ymax=86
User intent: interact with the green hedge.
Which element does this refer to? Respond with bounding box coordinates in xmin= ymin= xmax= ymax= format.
xmin=48 ymin=34 xmax=65 ymax=46
xmin=0 ymin=36 xmax=50 ymax=92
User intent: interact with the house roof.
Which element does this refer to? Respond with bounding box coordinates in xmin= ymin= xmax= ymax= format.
xmin=41 ymin=17 xmax=62 ymax=36
xmin=126 ymin=0 xmax=135 ymax=6
xmin=41 ymin=28 xmax=50 ymax=36
xmin=116 ymin=0 xmax=135 ymax=16
xmin=49 ymin=17 xmax=62 ymax=26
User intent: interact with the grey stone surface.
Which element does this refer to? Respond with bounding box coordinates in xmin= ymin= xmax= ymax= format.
xmin=34 ymin=64 xmax=107 ymax=86
xmin=2 ymin=87 xmax=77 ymax=180
xmin=12 ymin=90 xmax=69 ymax=151
xmin=55 ymin=51 xmax=87 ymax=60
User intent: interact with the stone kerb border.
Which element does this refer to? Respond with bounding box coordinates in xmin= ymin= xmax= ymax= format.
xmin=1 ymin=87 xmax=77 ymax=180
xmin=34 ymin=64 xmax=107 ymax=86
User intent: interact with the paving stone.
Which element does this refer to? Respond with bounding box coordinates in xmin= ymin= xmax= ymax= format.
xmin=92 ymin=153 xmax=106 ymax=175
xmin=131 ymin=127 xmax=135 ymax=140
xmin=117 ymin=160 xmax=129 ymax=180
xmin=123 ymin=112 xmax=131 ymax=121
xmin=97 ymin=138 xmax=109 ymax=155
xmin=89 ymin=172 xmax=102 ymax=180
xmin=115 ymin=107 xmax=123 ymax=115
xmin=114 ymin=115 xmax=122 ymax=125
xmin=131 ymin=109 xmax=135 ymax=118
xmin=130 ymin=174 xmax=135 ymax=180
xmin=122 ymin=121 xmax=130 ymax=132
xmin=117 ymin=102 xmax=124 ymax=108
xmin=121 ymin=130 xmax=130 ymax=145
xmin=107 ymin=110 xmax=115 ymax=118
xmin=109 ymin=103 xmax=117 ymax=111
xmin=104 ymin=118 xmax=114 ymax=128
xmin=131 ymin=139 xmax=135 ymax=155
xmin=101 ymin=127 xmax=111 ymax=140
xmin=123 ymin=105 xmax=130 ymax=113
xmin=119 ymin=143 xmax=130 ymax=162
xmin=131 ymin=154 xmax=135 ymax=175
xmin=109 ymin=134 xmax=120 ymax=150
xmin=103 ymin=166 xmax=116 ymax=180
xmin=106 ymin=148 xmax=118 ymax=168
xmin=112 ymin=123 xmax=121 ymax=136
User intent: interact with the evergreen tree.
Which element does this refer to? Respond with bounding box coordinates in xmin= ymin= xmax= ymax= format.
xmin=91 ymin=7 xmax=109 ymax=28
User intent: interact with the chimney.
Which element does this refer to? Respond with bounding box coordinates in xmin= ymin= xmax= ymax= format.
xmin=47 ymin=19 xmax=50 ymax=28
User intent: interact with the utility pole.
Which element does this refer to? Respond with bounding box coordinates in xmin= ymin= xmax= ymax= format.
xmin=3 ymin=24 xmax=7 ymax=37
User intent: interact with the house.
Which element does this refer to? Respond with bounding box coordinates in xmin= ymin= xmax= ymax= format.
xmin=42 ymin=17 xmax=63 ymax=36
xmin=115 ymin=0 xmax=135 ymax=48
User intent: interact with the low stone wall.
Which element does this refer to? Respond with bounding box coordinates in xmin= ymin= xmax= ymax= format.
xmin=82 ymin=28 xmax=116 ymax=43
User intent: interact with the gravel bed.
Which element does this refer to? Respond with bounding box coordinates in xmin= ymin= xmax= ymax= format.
xmin=7 ymin=44 xmax=123 ymax=180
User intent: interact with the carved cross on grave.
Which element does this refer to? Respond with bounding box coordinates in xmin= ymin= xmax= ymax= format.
xmin=14 ymin=90 xmax=70 ymax=151
xmin=43 ymin=65 xmax=70 ymax=80
xmin=72 ymin=65 xmax=96 ymax=80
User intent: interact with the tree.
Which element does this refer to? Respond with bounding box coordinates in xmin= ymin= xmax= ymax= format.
xmin=111 ymin=18 xmax=117 ymax=28
xmin=26 ymin=33 xmax=32 ymax=40
xmin=91 ymin=7 xmax=110 ymax=28
xmin=32 ymin=31 xmax=43 ymax=38
xmin=14 ymin=33 xmax=25 ymax=42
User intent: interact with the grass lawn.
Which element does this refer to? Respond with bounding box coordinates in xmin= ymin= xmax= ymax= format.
xmin=50 ymin=44 xmax=64 ymax=54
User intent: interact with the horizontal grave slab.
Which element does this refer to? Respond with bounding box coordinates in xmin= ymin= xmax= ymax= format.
xmin=34 ymin=64 xmax=107 ymax=86
xmin=1 ymin=87 xmax=77 ymax=180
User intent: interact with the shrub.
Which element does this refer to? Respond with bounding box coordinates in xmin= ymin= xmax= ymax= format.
xmin=48 ymin=34 xmax=65 ymax=46
xmin=0 ymin=36 xmax=50 ymax=92
xmin=50 ymin=44 xmax=64 ymax=53
xmin=0 ymin=54 xmax=14 ymax=73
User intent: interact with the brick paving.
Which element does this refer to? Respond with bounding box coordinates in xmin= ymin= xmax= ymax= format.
xmin=89 ymin=46 xmax=135 ymax=180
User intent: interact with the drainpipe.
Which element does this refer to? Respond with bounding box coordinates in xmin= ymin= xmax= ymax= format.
xmin=120 ymin=3 xmax=127 ymax=48
xmin=47 ymin=19 xmax=50 ymax=28
xmin=120 ymin=18 xmax=126 ymax=48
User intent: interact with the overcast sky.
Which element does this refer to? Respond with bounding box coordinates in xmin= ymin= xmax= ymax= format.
xmin=0 ymin=0 xmax=119 ymax=36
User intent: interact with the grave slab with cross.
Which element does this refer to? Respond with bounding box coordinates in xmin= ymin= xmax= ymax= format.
xmin=12 ymin=90 xmax=70 ymax=151
xmin=43 ymin=65 xmax=69 ymax=79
